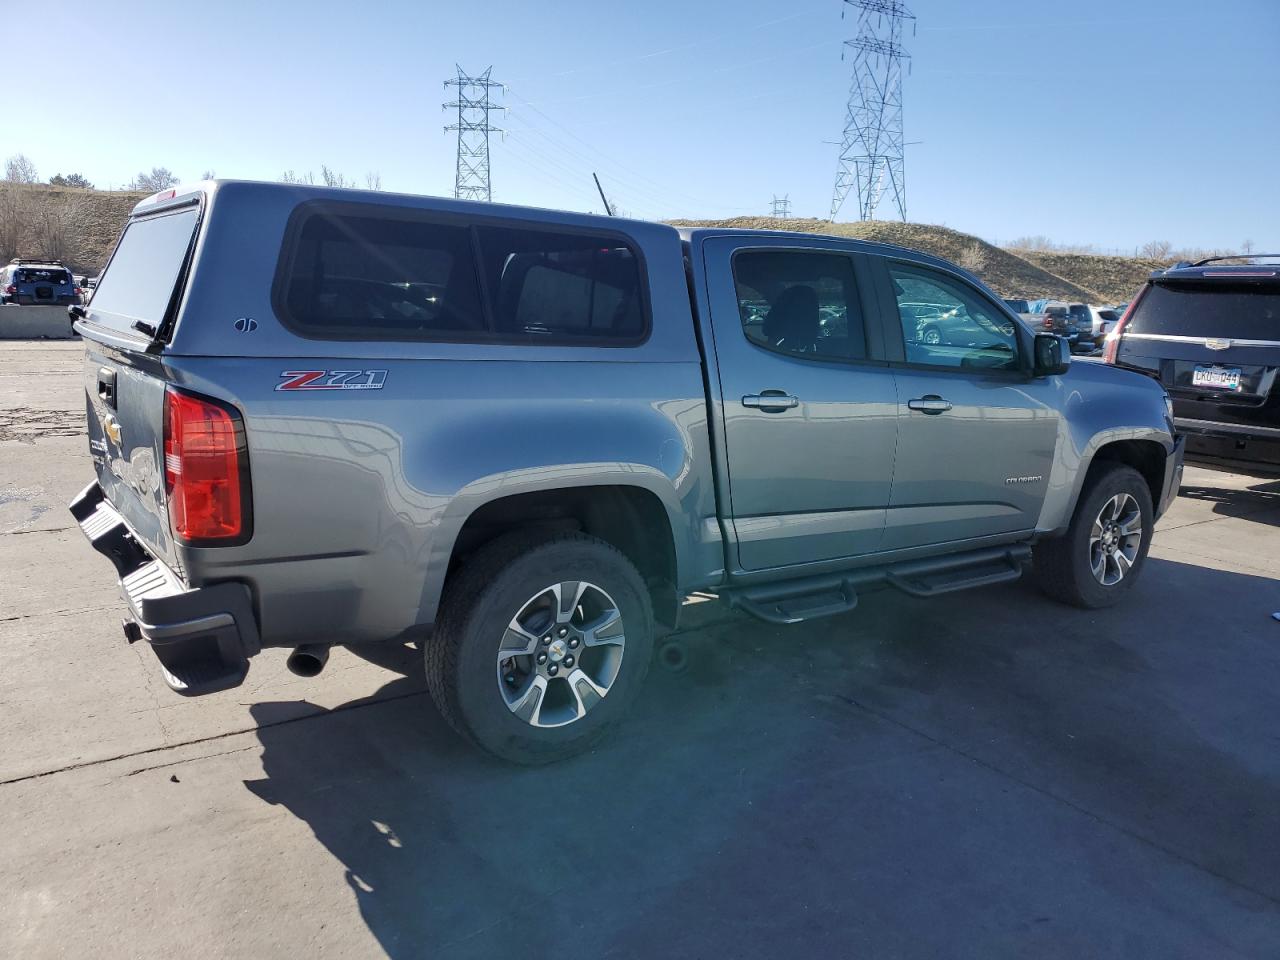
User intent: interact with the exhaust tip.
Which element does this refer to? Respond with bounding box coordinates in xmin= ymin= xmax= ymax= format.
xmin=286 ymin=644 xmax=330 ymax=678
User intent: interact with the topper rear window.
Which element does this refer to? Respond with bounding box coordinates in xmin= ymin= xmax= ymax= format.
xmin=86 ymin=206 xmax=200 ymax=337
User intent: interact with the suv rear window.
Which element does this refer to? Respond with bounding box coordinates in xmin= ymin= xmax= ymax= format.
xmin=16 ymin=268 xmax=71 ymax=284
xmin=1128 ymin=281 xmax=1280 ymax=341
xmin=87 ymin=206 xmax=200 ymax=337
xmin=277 ymin=205 xmax=648 ymax=345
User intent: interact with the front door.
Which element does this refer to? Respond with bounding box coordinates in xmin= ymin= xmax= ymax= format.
xmin=875 ymin=258 xmax=1060 ymax=551
xmin=702 ymin=237 xmax=898 ymax=572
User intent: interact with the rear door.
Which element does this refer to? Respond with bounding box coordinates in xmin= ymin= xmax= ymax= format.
xmin=1116 ymin=278 xmax=1280 ymax=434
xmin=872 ymin=257 xmax=1060 ymax=551
xmin=701 ymin=236 xmax=897 ymax=572
xmin=79 ymin=199 xmax=202 ymax=568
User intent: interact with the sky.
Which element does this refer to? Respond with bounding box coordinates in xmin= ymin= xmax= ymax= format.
xmin=10 ymin=0 xmax=1279 ymax=253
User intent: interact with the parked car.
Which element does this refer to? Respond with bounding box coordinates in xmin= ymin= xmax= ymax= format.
xmin=70 ymin=181 xmax=1183 ymax=763
xmin=0 ymin=258 xmax=81 ymax=305
xmin=1107 ymin=255 xmax=1280 ymax=473
xmin=1003 ymin=298 xmax=1031 ymax=314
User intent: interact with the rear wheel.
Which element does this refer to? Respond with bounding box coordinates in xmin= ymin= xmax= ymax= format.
xmin=1033 ymin=463 xmax=1153 ymax=608
xmin=426 ymin=533 xmax=653 ymax=764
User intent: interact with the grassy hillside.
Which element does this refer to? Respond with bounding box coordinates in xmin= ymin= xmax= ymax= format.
xmin=669 ymin=217 xmax=1113 ymax=303
xmin=1017 ymin=251 xmax=1167 ymax=303
xmin=0 ymin=184 xmax=1164 ymax=304
xmin=0 ymin=183 xmax=146 ymax=276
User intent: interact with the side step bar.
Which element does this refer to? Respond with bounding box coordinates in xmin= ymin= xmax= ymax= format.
xmin=724 ymin=544 xmax=1031 ymax=625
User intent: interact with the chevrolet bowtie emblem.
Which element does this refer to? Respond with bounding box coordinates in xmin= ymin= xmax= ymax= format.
xmin=1205 ymin=338 xmax=1232 ymax=350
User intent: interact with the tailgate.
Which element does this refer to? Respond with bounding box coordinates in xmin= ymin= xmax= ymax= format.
xmin=78 ymin=198 xmax=203 ymax=570
xmin=83 ymin=344 xmax=179 ymax=569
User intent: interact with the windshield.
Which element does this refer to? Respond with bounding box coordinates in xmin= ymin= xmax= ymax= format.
xmin=86 ymin=205 xmax=200 ymax=337
xmin=1128 ymin=281 xmax=1280 ymax=340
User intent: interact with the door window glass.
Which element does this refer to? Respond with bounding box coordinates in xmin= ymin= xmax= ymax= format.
xmin=889 ymin=263 xmax=1020 ymax=370
xmin=732 ymin=251 xmax=866 ymax=360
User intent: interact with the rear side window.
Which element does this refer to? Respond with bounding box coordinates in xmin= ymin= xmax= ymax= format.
xmin=731 ymin=250 xmax=867 ymax=361
xmin=1128 ymin=282 xmax=1280 ymax=341
xmin=88 ymin=206 xmax=200 ymax=336
xmin=277 ymin=205 xmax=648 ymax=345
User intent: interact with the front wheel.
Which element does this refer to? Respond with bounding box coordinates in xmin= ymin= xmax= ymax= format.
xmin=1032 ymin=463 xmax=1154 ymax=608
xmin=426 ymin=533 xmax=654 ymax=764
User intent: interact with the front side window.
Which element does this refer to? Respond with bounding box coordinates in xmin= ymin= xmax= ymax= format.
xmin=731 ymin=250 xmax=866 ymax=361
xmin=889 ymin=263 xmax=1019 ymax=370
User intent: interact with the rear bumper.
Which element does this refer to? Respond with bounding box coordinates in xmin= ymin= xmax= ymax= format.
xmin=69 ymin=481 xmax=260 ymax=696
xmin=1176 ymin=417 xmax=1280 ymax=473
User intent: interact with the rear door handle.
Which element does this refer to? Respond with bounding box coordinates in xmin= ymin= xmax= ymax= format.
xmin=742 ymin=391 xmax=799 ymax=412
xmin=908 ymin=395 xmax=952 ymax=414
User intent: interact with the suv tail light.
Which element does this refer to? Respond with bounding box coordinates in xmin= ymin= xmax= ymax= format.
xmin=1102 ymin=287 xmax=1147 ymax=364
xmin=1041 ymin=315 xmax=1053 ymax=329
xmin=4 ymin=284 xmax=14 ymax=296
xmin=163 ymin=387 xmax=251 ymax=543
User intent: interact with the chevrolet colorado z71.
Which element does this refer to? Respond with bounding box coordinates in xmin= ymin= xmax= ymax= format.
xmin=70 ymin=181 xmax=1184 ymax=763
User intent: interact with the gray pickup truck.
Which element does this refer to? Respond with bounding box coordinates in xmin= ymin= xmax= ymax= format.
xmin=70 ymin=181 xmax=1184 ymax=763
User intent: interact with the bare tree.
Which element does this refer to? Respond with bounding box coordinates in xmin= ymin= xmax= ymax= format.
xmin=319 ymin=165 xmax=354 ymax=188
xmin=29 ymin=195 xmax=85 ymax=263
xmin=129 ymin=167 xmax=179 ymax=191
xmin=4 ymin=154 xmax=39 ymax=184
xmin=1139 ymin=240 xmax=1172 ymax=259
xmin=1241 ymin=239 xmax=1256 ymax=255
xmin=200 ymin=170 xmax=217 ymax=181
xmin=0 ymin=185 xmax=34 ymax=262
xmin=364 ymin=171 xmax=383 ymax=191
xmin=280 ymin=170 xmax=315 ymax=184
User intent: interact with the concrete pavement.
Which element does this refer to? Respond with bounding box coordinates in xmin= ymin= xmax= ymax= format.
xmin=3 ymin=341 xmax=1279 ymax=959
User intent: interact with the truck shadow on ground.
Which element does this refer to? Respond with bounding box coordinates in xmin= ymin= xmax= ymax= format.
xmin=1177 ymin=476 xmax=1280 ymax=526
xmin=243 ymin=557 xmax=1280 ymax=960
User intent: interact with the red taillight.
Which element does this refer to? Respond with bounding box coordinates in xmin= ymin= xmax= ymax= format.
xmin=163 ymin=387 xmax=249 ymax=542
xmin=4 ymin=284 xmax=14 ymax=295
xmin=1041 ymin=316 xmax=1053 ymax=328
xmin=1102 ymin=286 xmax=1147 ymax=364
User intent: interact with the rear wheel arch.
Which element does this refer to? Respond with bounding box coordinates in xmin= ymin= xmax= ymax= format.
xmin=443 ymin=484 xmax=681 ymax=633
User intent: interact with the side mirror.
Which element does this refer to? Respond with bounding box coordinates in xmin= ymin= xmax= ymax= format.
xmin=1034 ymin=333 xmax=1070 ymax=376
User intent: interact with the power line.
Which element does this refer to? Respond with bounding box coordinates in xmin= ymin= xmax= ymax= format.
xmin=830 ymin=1 xmax=915 ymax=221
xmin=443 ymin=65 xmax=503 ymax=202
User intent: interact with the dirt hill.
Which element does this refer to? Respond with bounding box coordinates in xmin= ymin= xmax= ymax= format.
xmin=0 ymin=183 xmax=146 ymax=276
xmin=669 ymin=217 xmax=1159 ymax=304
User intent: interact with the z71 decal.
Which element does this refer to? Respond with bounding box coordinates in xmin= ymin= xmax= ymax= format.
xmin=276 ymin=370 xmax=388 ymax=392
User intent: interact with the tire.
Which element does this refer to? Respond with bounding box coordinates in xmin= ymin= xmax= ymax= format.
xmin=1032 ymin=463 xmax=1154 ymax=609
xmin=426 ymin=532 xmax=654 ymax=764
xmin=921 ymin=325 xmax=942 ymax=345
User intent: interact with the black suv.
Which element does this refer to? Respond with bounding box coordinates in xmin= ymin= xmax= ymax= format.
xmin=1106 ymin=256 xmax=1280 ymax=473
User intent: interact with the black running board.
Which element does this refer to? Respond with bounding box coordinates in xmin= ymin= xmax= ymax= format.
xmin=725 ymin=544 xmax=1031 ymax=625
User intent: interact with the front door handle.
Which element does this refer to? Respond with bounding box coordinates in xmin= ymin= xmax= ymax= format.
xmin=908 ymin=395 xmax=952 ymax=414
xmin=743 ymin=391 xmax=799 ymax=412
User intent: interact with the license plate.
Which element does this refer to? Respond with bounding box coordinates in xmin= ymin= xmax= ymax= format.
xmin=1192 ymin=365 xmax=1242 ymax=391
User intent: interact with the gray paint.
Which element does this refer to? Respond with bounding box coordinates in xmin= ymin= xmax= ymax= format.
xmin=78 ymin=181 xmax=1177 ymax=650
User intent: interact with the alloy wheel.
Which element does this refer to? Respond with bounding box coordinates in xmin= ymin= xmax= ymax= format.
xmin=495 ymin=581 xmax=625 ymax=728
xmin=1088 ymin=492 xmax=1143 ymax=586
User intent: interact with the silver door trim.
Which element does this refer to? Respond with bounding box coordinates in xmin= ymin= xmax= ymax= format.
xmin=1123 ymin=333 xmax=1280 ymax=348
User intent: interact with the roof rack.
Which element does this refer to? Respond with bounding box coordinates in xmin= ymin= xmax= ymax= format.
xmin=8 ymin=258 xmax=66 ymax=266
xmin=1188 ymin=253 xmax=1280 ymax=267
